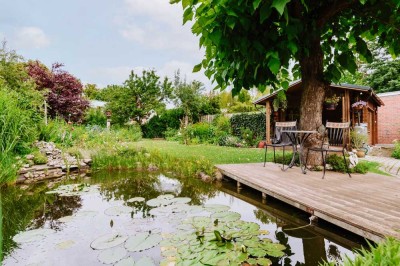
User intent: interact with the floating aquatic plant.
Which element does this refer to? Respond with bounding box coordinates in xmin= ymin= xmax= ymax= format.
xmin=90 ymin=233 xmax=128 ymax=250
xmin=125 ymin=232 xmax=162 ymax=252
xmin=97 ymin=246 xmax=127 ymax=264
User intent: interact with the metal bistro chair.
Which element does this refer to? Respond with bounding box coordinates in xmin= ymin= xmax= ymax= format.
xmin=306 ymin=121 xmax=351 ymax=179
xmin=264 ymin=121 xmax=297 ymax=168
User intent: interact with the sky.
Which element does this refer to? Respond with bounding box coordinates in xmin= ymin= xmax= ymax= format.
xmin=0 ymin=0 xmax=212 ymax=89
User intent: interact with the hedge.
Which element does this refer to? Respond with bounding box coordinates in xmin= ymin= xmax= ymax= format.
xmin=230 ymin=112 xmax=266 ymax=140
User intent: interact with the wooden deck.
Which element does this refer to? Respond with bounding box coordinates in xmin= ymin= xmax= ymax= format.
xmin=216 ymin=162 xmax=400 ymax=242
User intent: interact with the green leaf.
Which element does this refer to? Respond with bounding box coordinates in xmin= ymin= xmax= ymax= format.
xmin=253 ymin=0 xmax=263 ymax=10
xmin=281 ymin=81 xmax=289 ymax=90
xmin=287 ymin=41 xmax=298 ymax=54
xmin=260 ymin=3 xmax=272 ymax=23
xmin=272 ymin=0 xmax=291 ymax=16
xmin=183 ymin=7 xmax=193 ymax=24
xmin=98 ymin=247 xmax=127 ymax=265
xmin=125 ymin=232 xmax=162 ymax=252
xmin=268 ymin=57 xmax=281 ymax=75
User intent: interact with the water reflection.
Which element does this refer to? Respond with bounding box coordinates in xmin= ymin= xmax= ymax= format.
xmin=1 ymin=171 xmax=362 ymax=265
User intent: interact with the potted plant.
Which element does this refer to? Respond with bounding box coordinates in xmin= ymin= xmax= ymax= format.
xmin=351 ymin=100 xmax=367 ymax=110
xmin=350 ymin=130 xmax=368 ymax=157
xmin=324 ymin=94 xmax=341 ymax=110
xmin=272 ymin=91 xmax=287 ymax=112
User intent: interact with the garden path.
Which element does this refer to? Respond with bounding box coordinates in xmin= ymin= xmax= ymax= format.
xmin=363 ymin=155 xmax=400 ymax=177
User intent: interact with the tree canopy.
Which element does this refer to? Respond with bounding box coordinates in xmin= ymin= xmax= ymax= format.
xmin=174 ymin=0 xmax=399 ymax=93
xmin=105 ymin=70 xmax=173 ymax=125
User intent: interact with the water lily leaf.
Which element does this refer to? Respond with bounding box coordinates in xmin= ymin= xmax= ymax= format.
xmin=248 ymin=247 xmax=267 ymax=257
xmin=56 ymin=240 xmax=75 ymax=250
xmin=170 ymin=197 xmax=191 ymax=204
xmin=98 ymin=246 xmax=127 ymax=264
xmin=90 ymin=233 xmax=128 ymax=250
xmin=125 ymin=232 xmax=162 ymax=252
xmin=201 ymin=252 xmax=227 ymax=265
xmin=114 ymin=257 xmax=135 ymax=266
xmin=127 ymin=197 xmax=145 ymax=203
xmin=212 ymin=211 xmax=241 ymax=222
xmin=243 ymin=238 xmax=260 ymax=248
xmin=203 ymin=204 xmax=230 ymax=213
xmin=13 ymin=228 xmax=55 ymax=243
xmin=157 ymin=194 xmax=175 ymax=200
xmin=199 ymin=250 xmax=218 ymax=263
xmin=146 ymin=198 xmax=166 ymax=207
xmin=136 ymin=256 xmax=155 ymax=266
xmin=104 ymin=206 xmax=133 ymax=216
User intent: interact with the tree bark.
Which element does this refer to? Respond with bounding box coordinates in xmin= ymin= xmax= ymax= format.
xmin=299 ymin=33 xmax=327 ymax=165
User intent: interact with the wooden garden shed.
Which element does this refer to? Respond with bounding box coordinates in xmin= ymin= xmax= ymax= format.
xmin=254 ymin=81 xmax=384 ymax=145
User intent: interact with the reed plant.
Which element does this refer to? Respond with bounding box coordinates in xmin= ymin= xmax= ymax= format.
xmin=321 ymin=237 xmax=400 ymax=266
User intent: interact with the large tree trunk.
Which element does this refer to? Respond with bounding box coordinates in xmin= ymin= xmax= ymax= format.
xmin=299 ymin=34 xmax=327 ymax=165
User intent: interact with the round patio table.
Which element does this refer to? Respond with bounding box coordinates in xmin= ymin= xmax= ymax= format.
xmin=281 ymin=130 xmax=317 ymax=174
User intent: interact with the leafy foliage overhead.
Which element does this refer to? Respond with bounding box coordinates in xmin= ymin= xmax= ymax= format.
xmin=172 ymin=0 xmax=400 ymax=94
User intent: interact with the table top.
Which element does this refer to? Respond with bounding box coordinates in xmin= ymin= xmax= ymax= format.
xmin=281 ymin=130 xmax=317 ymax=134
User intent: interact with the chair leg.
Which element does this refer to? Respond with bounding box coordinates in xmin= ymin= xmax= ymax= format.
xmin=264 ymin=145 xmax=267 ymax=167
xmin=306 ymin=149 xmax=310 ymax=169
xmin=322 ymin=151 xmax=327 ymax=179
xmin=343 ymin=150 xmax=352 ymax=178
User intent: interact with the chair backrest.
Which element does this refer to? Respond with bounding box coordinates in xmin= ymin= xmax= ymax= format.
xmin=275 ymin=121 xmax=297 ymax=143
xmin=325 ymin=121 xmax=350 ymax=147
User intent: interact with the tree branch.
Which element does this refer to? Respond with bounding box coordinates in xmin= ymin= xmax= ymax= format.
xmin=316 ymin=0 xmax=358 ymax=28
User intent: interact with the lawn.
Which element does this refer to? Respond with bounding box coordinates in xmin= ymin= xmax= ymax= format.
xmin=134 ymin=139 xmax=274 ymax=165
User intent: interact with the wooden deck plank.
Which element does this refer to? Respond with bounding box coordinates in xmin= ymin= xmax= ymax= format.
xmin=216 ymin=162 xmax=400 ymax=242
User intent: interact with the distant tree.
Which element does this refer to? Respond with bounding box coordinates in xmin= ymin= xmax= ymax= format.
xmin=365 ymin=58 xmax=400 ymax=93
xmin=105 ymin=70 xmax=173 ymax=125
xmin=199 ymin=92 xmax=221 ymax=116
xmin=173 ymin=72 xmax=204 ymax=126
xmin=27 ymin=61 xmax=89 ymax=122
xmin=84 ymin=83 xmax=100 ymax=100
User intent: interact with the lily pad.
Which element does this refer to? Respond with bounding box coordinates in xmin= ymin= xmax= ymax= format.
xmin=203 ymin=204 xmax=230 ymax=213
xmin=125 ymin=232 xmax=162 ymax=252
xmin=170 ymin=197 xmax=191 ymax=204
xmin=13 ymin=228 xmax=55 ymax=243
xmin=114 ymin=257 xmax=135 ymax=266
xmin=56 ymin=240 xmax=75 ymax=250
xmin=127 ymin=197 xmax=145 ymax=203
xmin=136 ymin=256 xmax=155 ymax=266
xmin=157 ymin=194 xmax=175 ymax=200
xmin=90 ymin=232 xmax=128 ymax=250
xmin=104 ymin=206 xmax=133 ymax=216
xmin=98 ymin=246 xmax=127 ymax=264
xmin=212 ymin=211 xmax=241 ymax=222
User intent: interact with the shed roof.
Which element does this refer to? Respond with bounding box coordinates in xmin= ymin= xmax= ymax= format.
xmin=253 ymin=80 xmax=384 ymax=106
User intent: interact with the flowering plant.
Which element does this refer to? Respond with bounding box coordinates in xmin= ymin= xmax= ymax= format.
xmin=351 ymin=100 xmax=367 ymax=108
xmin=324 ymin=94 xmax=341 ymax=104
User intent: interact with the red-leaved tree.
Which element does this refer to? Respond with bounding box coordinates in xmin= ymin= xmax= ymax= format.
xmin=27 ymin=61 xmax=89 ymax=122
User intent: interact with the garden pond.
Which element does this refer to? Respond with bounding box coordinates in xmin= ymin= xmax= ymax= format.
xmin=1 ymin=171 xmax=365 ymax=265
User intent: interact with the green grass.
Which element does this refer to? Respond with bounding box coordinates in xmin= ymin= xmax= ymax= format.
xmin=134 ymin=139 xmax=282 ymax=165
xmin=360 ymin=161 xmax=391 ymax=176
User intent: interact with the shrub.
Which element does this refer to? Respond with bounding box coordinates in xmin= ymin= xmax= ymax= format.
xmin=185 ymin=122 xmax=215 ymax=144
xmin=218 ymin=135 xmax=240 ymax=147
xmin=164 ymin=128 xmax=181 ymax=141
xmin=142 ymin=115 xmax=166 ymax=138
xmin=392 ymin=141 xmax=400 ymax=159
xmin=230 ymin=113 xmax=266 ymax=141
xmin=32 ymin=151 xmax=48 ymax=165
xmin=326 ymin=154 xmax=372 ymax=174
xmin=84 ymin=108 xmax=107 ymax=126
xmin=0 ymin=87 xmax=40 ymax=155
xmin=240 ymin=127 xmax=258 ymax=147
xmin=350 ymin=130 xmax=368 ymax=150
xmin=212 ymin=115 xmax=231 ymax=133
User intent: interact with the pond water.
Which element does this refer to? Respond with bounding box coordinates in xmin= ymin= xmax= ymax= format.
xmin=1 ymin=171 xmax=364 ymax=266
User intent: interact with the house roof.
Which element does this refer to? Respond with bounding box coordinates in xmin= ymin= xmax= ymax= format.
xmin=253 ymin=80 xmax=384 ymax=106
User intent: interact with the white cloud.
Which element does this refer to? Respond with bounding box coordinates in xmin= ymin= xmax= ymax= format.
xmin=117 ymin=0 xmax=200 ymax=53
xmin=13 ymin=27 xmax=50 ymax=49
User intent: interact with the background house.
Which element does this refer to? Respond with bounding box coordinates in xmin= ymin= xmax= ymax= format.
xmin=377 ymin=91 xmax=400 ymax=144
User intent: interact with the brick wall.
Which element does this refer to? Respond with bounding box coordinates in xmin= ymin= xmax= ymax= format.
xmin=377 ymin=92 xmax=400 ymax=144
